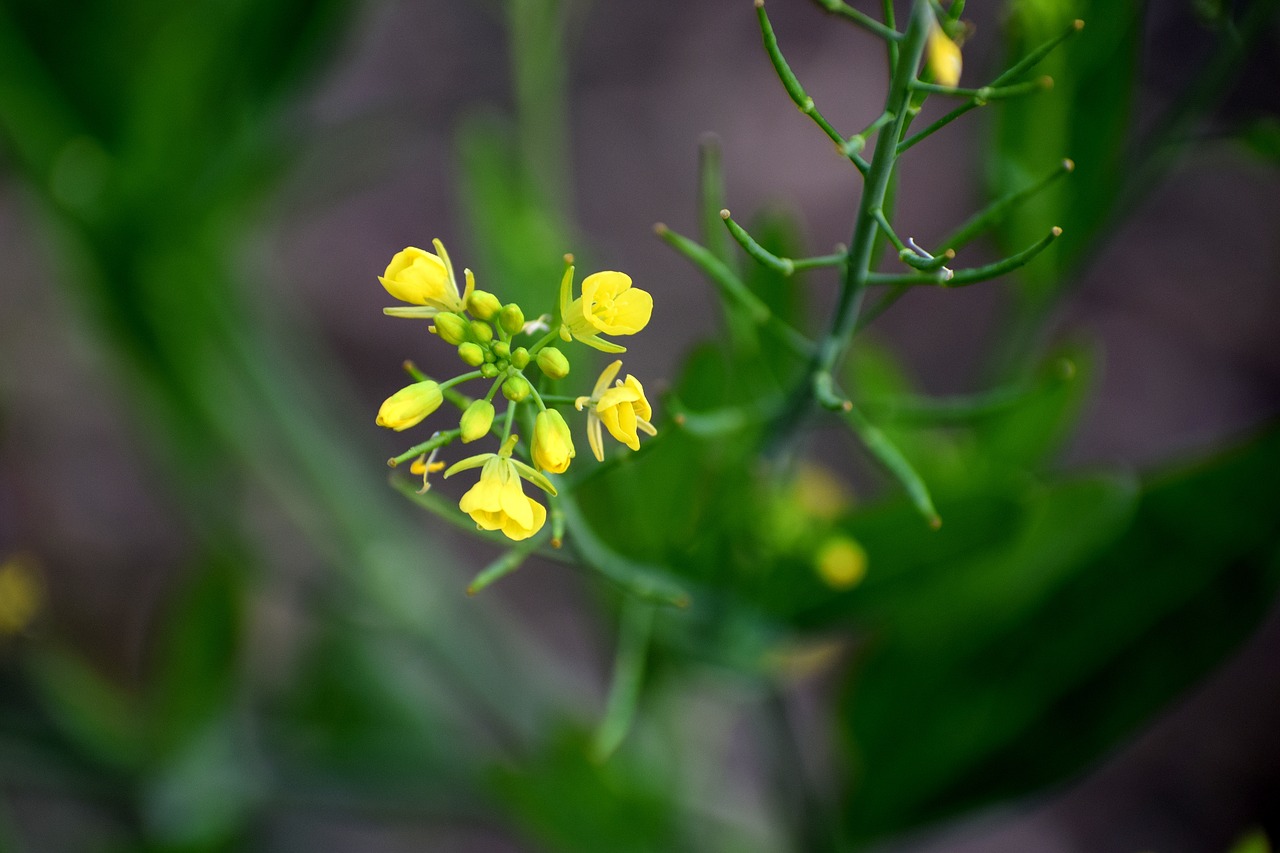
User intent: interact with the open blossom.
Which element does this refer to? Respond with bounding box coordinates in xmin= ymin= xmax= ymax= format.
xmin=379 ymin=239 xmax=474 ymax=318
xmin=575 ymin=360 xmax=657 ymax=462
xmin=559 ymin=266 xmax=652 ymax=353
xmin=445 ymin=437 xmax=557 ymax=542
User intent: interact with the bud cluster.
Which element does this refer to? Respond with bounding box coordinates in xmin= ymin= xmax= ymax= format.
xmin=375 ymin=241 xmax=659 ymax=542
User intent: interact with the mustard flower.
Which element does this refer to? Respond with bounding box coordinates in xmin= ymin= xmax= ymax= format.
xmin=559 ymin=265 xmax=652 ymax=353
xmin=380 ymin=239 xmax=475 ymax=318
xmin=445 ymin=438 xmax=557 ymax=542
xmin=575 ymin=360 xmax=657 ymax=462
xmin=532 ymin=409 xmax=575 ymax=474
xmin=927 ymin=19 xmax=962 ymax=88
xmin=376 ymin=380 xmax=442 ymax=431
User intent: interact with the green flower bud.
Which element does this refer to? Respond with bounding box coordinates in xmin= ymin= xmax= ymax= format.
xmin=495 ymin=359 xmax=509 ymax=372
xmin=491 ymin=340 xmax=510 ymax=359
xmin=469 ymin=320 xmax=494 ymax=343
xmin=511 ymin=347 xmax=530 ymax=369
xmin=502 ymin=374 xmax=531 ymax=402
xmin=480 ymin=363 xmax=499 ymax=378
xmin=499 ymin=303 xmax=525 ymax=336
xmin=457 ymin=342 xmax=485 ymax=366
xmin=459 ymin=399 xmax=495 ymax=443
xmin=433 ymin=312 xmax=469 ymax=346
xmin=483 ymin=348 xmax=496 ymax=363
xmin=468 ymin=290 xmax=502 ymax=320
xmin=536 ymin=346 xmax=570 ymax=380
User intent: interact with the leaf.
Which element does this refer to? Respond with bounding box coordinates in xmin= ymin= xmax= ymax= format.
xmin=835 ymin=426 xmax=1280 ymax=842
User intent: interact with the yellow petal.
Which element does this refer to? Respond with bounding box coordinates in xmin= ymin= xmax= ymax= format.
xmin=927 ymin=23 xmax=962 ymax=88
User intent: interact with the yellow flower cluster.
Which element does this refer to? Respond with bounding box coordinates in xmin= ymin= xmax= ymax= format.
xmin=376 ymin=242 xmax=659 ymax=541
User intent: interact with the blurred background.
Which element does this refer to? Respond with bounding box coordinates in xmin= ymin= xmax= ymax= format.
xmin=1 ymin=0 xmax=1279 ymax=850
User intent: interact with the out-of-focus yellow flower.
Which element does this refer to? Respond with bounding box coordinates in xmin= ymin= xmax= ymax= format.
xmin=409 ymin=451 xmax=446 ymax=493
xmin=927 ymin=19 xmax=963 ymax=88
xmin=815 ymin=535 xmax=867 ymax=590
xmin=380 ymin=239 xmax=474 ymax=318
xmin=791 ymin=464 xmax=852 ymax=523
xmin=575 ymin=360 xmax=657 ymax=461
xmin=0 ymin=555 xmax=41 ymax=636
xmin=532 ymin=409 xmax=575 ymax=474
xmin=559 ymin=265 xmax=652 ymax=353
xmin=376 ymin=380 xmax=442 ymax=431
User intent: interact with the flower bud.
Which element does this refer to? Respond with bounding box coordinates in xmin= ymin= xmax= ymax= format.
xmin=470 ymin=320 xmax=494 ymax=343
xmin=536 ymin=346 xmax=570 ymax=380
xmin=502 ymin=374 xmax=531 ymax=402
xmin=532 ymin=409 xmax=575 ymax=474
xmin=376 ymin=381 xmax=442 ymax=431
xmin=468 ymin=290 xmax=502 ymax=320
xmin=491 ymin=341 xmax=510 ymax=359
xmin=460 ymin=399 xmax=495 ymax=443
xmin=433 ymin=312 xmax=469 ymax=345
xmin=457 ymin=342 xmax=485 ymax=367
xmin=511 ymin=347 xmax=530 ymax=369
xmin=499 ymin=303 xmax=525 ymax=336
xmin=480 ymin=363 xmax=499 ymax=378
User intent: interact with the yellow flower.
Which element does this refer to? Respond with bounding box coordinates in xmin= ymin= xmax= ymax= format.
xmin=532 ymin=409 xmax=575 ymax=474
xmin=445 ymin=438 xmax=558 ymax=542
xmin=814 ymin=535 xmax=867 ymax=590
xmin=380 ymin=239 xmax=475 ymax=318
xmin=559 ymin=265 xmax=652 ymax=353
xmin=575 ymin=360 xmax=657 ymax=461
xmin=376 ymin=380 xmax=442 ymax=431
xmin=927 ymin=19 xmax=962 ymax=88
xmin=0 ymin=554 xmax=41 ymax=636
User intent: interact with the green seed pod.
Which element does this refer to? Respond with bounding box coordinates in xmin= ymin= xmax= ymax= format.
xmin=433 ymin=312 xmax=469 ymax=346
xmin=467 ymin=290 xmax=502 ymax=321
xmin=502 ymin=374 xmax=531 ymax=402
xmin=457 ymin=342 xmax=485 ymax=367
xmin=536 ymin=346 xmax=570 ymax=380
xmin=480 ymin=363 xmax=499 ymax=379
xmin=469 ymin=320 xmax=494 ymax=343
xmin=459 ymin=399 xmax=495 ymax=443
xmin=499 ymin=303 xmax=525 ymax=336
xmin=510 ymin=346 xmax=530 ymax=369
xmin=491 ymin=340 xmax=510 ymax=359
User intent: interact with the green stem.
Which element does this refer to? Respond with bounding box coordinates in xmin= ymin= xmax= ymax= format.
xmin=909 ymin=77 xmax=1052 ymax=100
xmin=592 ymin=598 xmax=655 ymax=762
xmin=868 ymin=227 xmax=1061 ymax=287
xmin=757 ymin=0 xmax=870 ymax=173
xmin=468 ymin=538 xmax=546 ymax=595
xmin=940 ymin=158 xmax=1074 ymax=251
xmin=526 ymin=328 xmax=561 ymax=357
xmin=810 ymin=0 xmax=932 ymax=405
xmin=388 ymin=429 xmax=461 ymax=469
xmin=440 ymin=370 xmax=484 ymax=391
xmin=843 ymin=406 xmax=940 ymax=527
xmin=810 ymin=0 xmax=902 ymax=42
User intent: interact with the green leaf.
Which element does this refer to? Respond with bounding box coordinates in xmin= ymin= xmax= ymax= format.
xmin=27 ymin=649 xmax=145 ymax=772
xmin=836 ymin=426 xmax=1280 ymax=842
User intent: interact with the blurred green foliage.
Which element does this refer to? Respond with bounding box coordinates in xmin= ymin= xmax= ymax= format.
xmin=1 ymin=0 xmax=1278 ymax=850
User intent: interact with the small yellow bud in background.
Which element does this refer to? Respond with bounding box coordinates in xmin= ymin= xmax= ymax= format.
xmin=468 ymin=289 xmax=502 ymax=320
xmin=460 ymin=399 xmax=496 ymax=442
xmin=376 ymin=381 xmax=442 ymax=431
xmin=536 ymin=346 xmax=570 ymax=379
xmin=532 ymin=409 xmax=575 ymax=474
xmin=927 ymin=19 xmax=963 ymax=88
xmin=433 ymin=312 xmax=470 ymax=345
xmin=502 ymin=374 xmax=531 ymax=402
xmin=470 ymin=320 xmax=494 ymax=343
xmin=815 ymin=535 xmax=867 ymax=590
xmin=499 ymin=303 xmax=525 ymax=336
xmin=511 ymin=347 xmax=530 ymax=369
xmin=458 ymin=342 xmax=486 ymax=366
xmin=0 ymin=554 xmax=42 ymax=636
